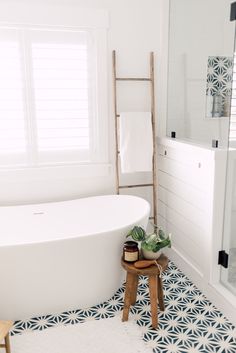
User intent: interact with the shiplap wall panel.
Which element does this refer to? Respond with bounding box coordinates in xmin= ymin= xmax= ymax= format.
xmin=157 ymin=138 xmax=216 ymax=278
xmin=158 ymin=214 xmax=204 ymax=274
xmin=158 ymin=155 xmax=212 ymax=192
xmin=158 ymin=171 xmax=209 ymax=211
xmin=158 ymin=201 xmax=207 ymax=246
xmin=158 ymin=186 xmax=209 ymax=230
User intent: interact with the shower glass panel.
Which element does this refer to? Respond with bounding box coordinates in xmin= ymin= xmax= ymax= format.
xmin=167 ymin=0 xmax=236 ymax=297
xmin=167 ymin=0 xmax=235 ymax=147
xmin=221 ymin=16 xmax=236 ymax=295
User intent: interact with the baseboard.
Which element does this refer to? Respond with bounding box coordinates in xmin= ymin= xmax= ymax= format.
xmin=167 ymin=248 xmax=236 ymax=327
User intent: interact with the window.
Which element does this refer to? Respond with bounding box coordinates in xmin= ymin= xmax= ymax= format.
xmin=0 ymin=26 xmax=106 ymax=168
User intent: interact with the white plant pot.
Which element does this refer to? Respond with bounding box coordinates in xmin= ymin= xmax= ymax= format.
xmin=141 ymin=248 xmax=162 ymax=260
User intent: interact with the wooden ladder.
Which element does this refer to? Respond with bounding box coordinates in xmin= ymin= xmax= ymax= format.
xmin=112 ymin=50 xmax=157 ymax=224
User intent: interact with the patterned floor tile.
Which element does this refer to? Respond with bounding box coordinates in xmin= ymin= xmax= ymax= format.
xmin=11 ymin=261 xmax=236 ymax=353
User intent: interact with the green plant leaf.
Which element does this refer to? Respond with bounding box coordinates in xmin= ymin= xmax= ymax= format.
xmin=141 ymin=235 xmax=171 ymax=252
xmin=141 ymin=240 xmax=154 ymax=251
xmin=154 ymin=237 xmax=171 ymax=251
xmin=126 ymin=226 xmax=146 ymax=241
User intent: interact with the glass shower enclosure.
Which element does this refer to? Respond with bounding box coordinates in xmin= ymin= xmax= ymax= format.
xmin=221 ymin=2 xmax=236 ymax=295
xmin=167 ymin=0 xmax=236 ymax=300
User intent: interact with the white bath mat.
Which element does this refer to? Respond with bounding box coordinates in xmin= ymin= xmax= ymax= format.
xmin=11 ymin=314 xmax=152 ymax=353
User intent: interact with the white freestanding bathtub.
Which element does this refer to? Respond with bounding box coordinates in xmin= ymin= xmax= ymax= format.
xmin=0 ymin=195 xmax=150 ymax=320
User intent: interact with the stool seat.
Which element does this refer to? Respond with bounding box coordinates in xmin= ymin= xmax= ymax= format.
xmin=0 ymin=320 xmax=13 ymax=353
xmin=121 ymin=254 xmax=168 ymax=329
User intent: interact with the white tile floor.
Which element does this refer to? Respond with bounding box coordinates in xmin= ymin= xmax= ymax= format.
xmin=11 ymin=261 xmax=236 ymax=353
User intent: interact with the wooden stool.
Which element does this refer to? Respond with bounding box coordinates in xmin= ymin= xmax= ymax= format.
xmin=0 ymin=321 xmax=13 ymax=353
xmin=121 ymin=254 xmax=168 ymax=329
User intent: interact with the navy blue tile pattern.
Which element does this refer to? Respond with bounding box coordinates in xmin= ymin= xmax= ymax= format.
xmin=11 ymin=261 xmax=236 ymax=353
xmin=206 ymin=56 xmax=233 ymax=99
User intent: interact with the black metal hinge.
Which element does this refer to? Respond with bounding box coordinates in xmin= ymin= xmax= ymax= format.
xmin=218 ymin=250 xmax=229 ymax=269
xmin=230 ymin=2 xmax=236 ymax=21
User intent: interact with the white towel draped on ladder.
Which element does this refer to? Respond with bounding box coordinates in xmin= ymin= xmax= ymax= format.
xmin=119 ymin=112 xmax=153 ymax=173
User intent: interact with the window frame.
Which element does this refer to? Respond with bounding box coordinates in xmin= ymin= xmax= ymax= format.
xmin=0 ymin=23 xmax=109 ymax=171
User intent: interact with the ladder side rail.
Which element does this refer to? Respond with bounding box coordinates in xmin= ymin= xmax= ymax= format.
xmin=150 ymin=52 xmax=158 ymax=225
xmin=112 ymin=50 xmax=120 ymax=195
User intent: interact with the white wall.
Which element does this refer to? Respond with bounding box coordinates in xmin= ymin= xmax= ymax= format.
xmin=167 ymin=0 xmax=235 ymax=146
xmin=0 ymin=0 xmax=163 ymax=205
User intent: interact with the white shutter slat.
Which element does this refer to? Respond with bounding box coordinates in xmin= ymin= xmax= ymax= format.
xmin=32 ymin=48 xmax=87 ymax=59
xmin=33 ymin=70 xmax=88 ymax=80
xmin=35 ymin=100 xmax=88 ymax=110
xmin=0 ymin=120 xmax=24 ymax=128
xmin=35 ymin=111 xmax=88 ymax=121
xmin=38 ymin=128 xmax=89 ymax=138
xmin=38 ymin=137 xmax=89 ymax=149
xmin=0 ymin=89 xmax=25 ymax=100
xmin=37 ymin=119 xmax=88 ymax=129
xmin=35 ymin=88 xmax=88 ymax=100
xmin=33 ymin=58 xmax=87 ymax=70
xmin=0 ymin=129 xmax=26 ymax=138
xmin=34 ymin=79 xmax=87 ymax=89
xmin=0 ymin=101 xmax=24 ymax=110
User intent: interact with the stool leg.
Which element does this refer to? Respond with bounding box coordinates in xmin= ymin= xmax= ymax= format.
xmin=157 ymin=276 xmax=165 ymax=311
xmin=148 ymin=275 xmax=158 ymax=329
xmin=122 ymin=272 xmax=136 ymax=322
xmin=5 ymin=334 xmax=11 ymax=353
xmin=130 ymin=275 xmax=138 ymax=305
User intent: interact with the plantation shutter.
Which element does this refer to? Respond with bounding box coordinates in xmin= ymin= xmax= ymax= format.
xmin=0 ymin=27 xmax=95 ymax=167
xmin=30 ymin=30 xmax=92 ymax=164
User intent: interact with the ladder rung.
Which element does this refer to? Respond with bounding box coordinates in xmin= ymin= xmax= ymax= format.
xmin=116 ymin=77 xmax=151 ymax=82
xmin=119 ymin=183 xmax=154 ymax=189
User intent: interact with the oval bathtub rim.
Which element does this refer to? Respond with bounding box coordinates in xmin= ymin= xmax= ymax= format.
xmin=0 ymin=194 xmax=151 ymax=248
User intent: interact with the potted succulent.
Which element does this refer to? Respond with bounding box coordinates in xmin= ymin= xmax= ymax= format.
xmin=126 ymin=225 xmax=171 ymax=260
